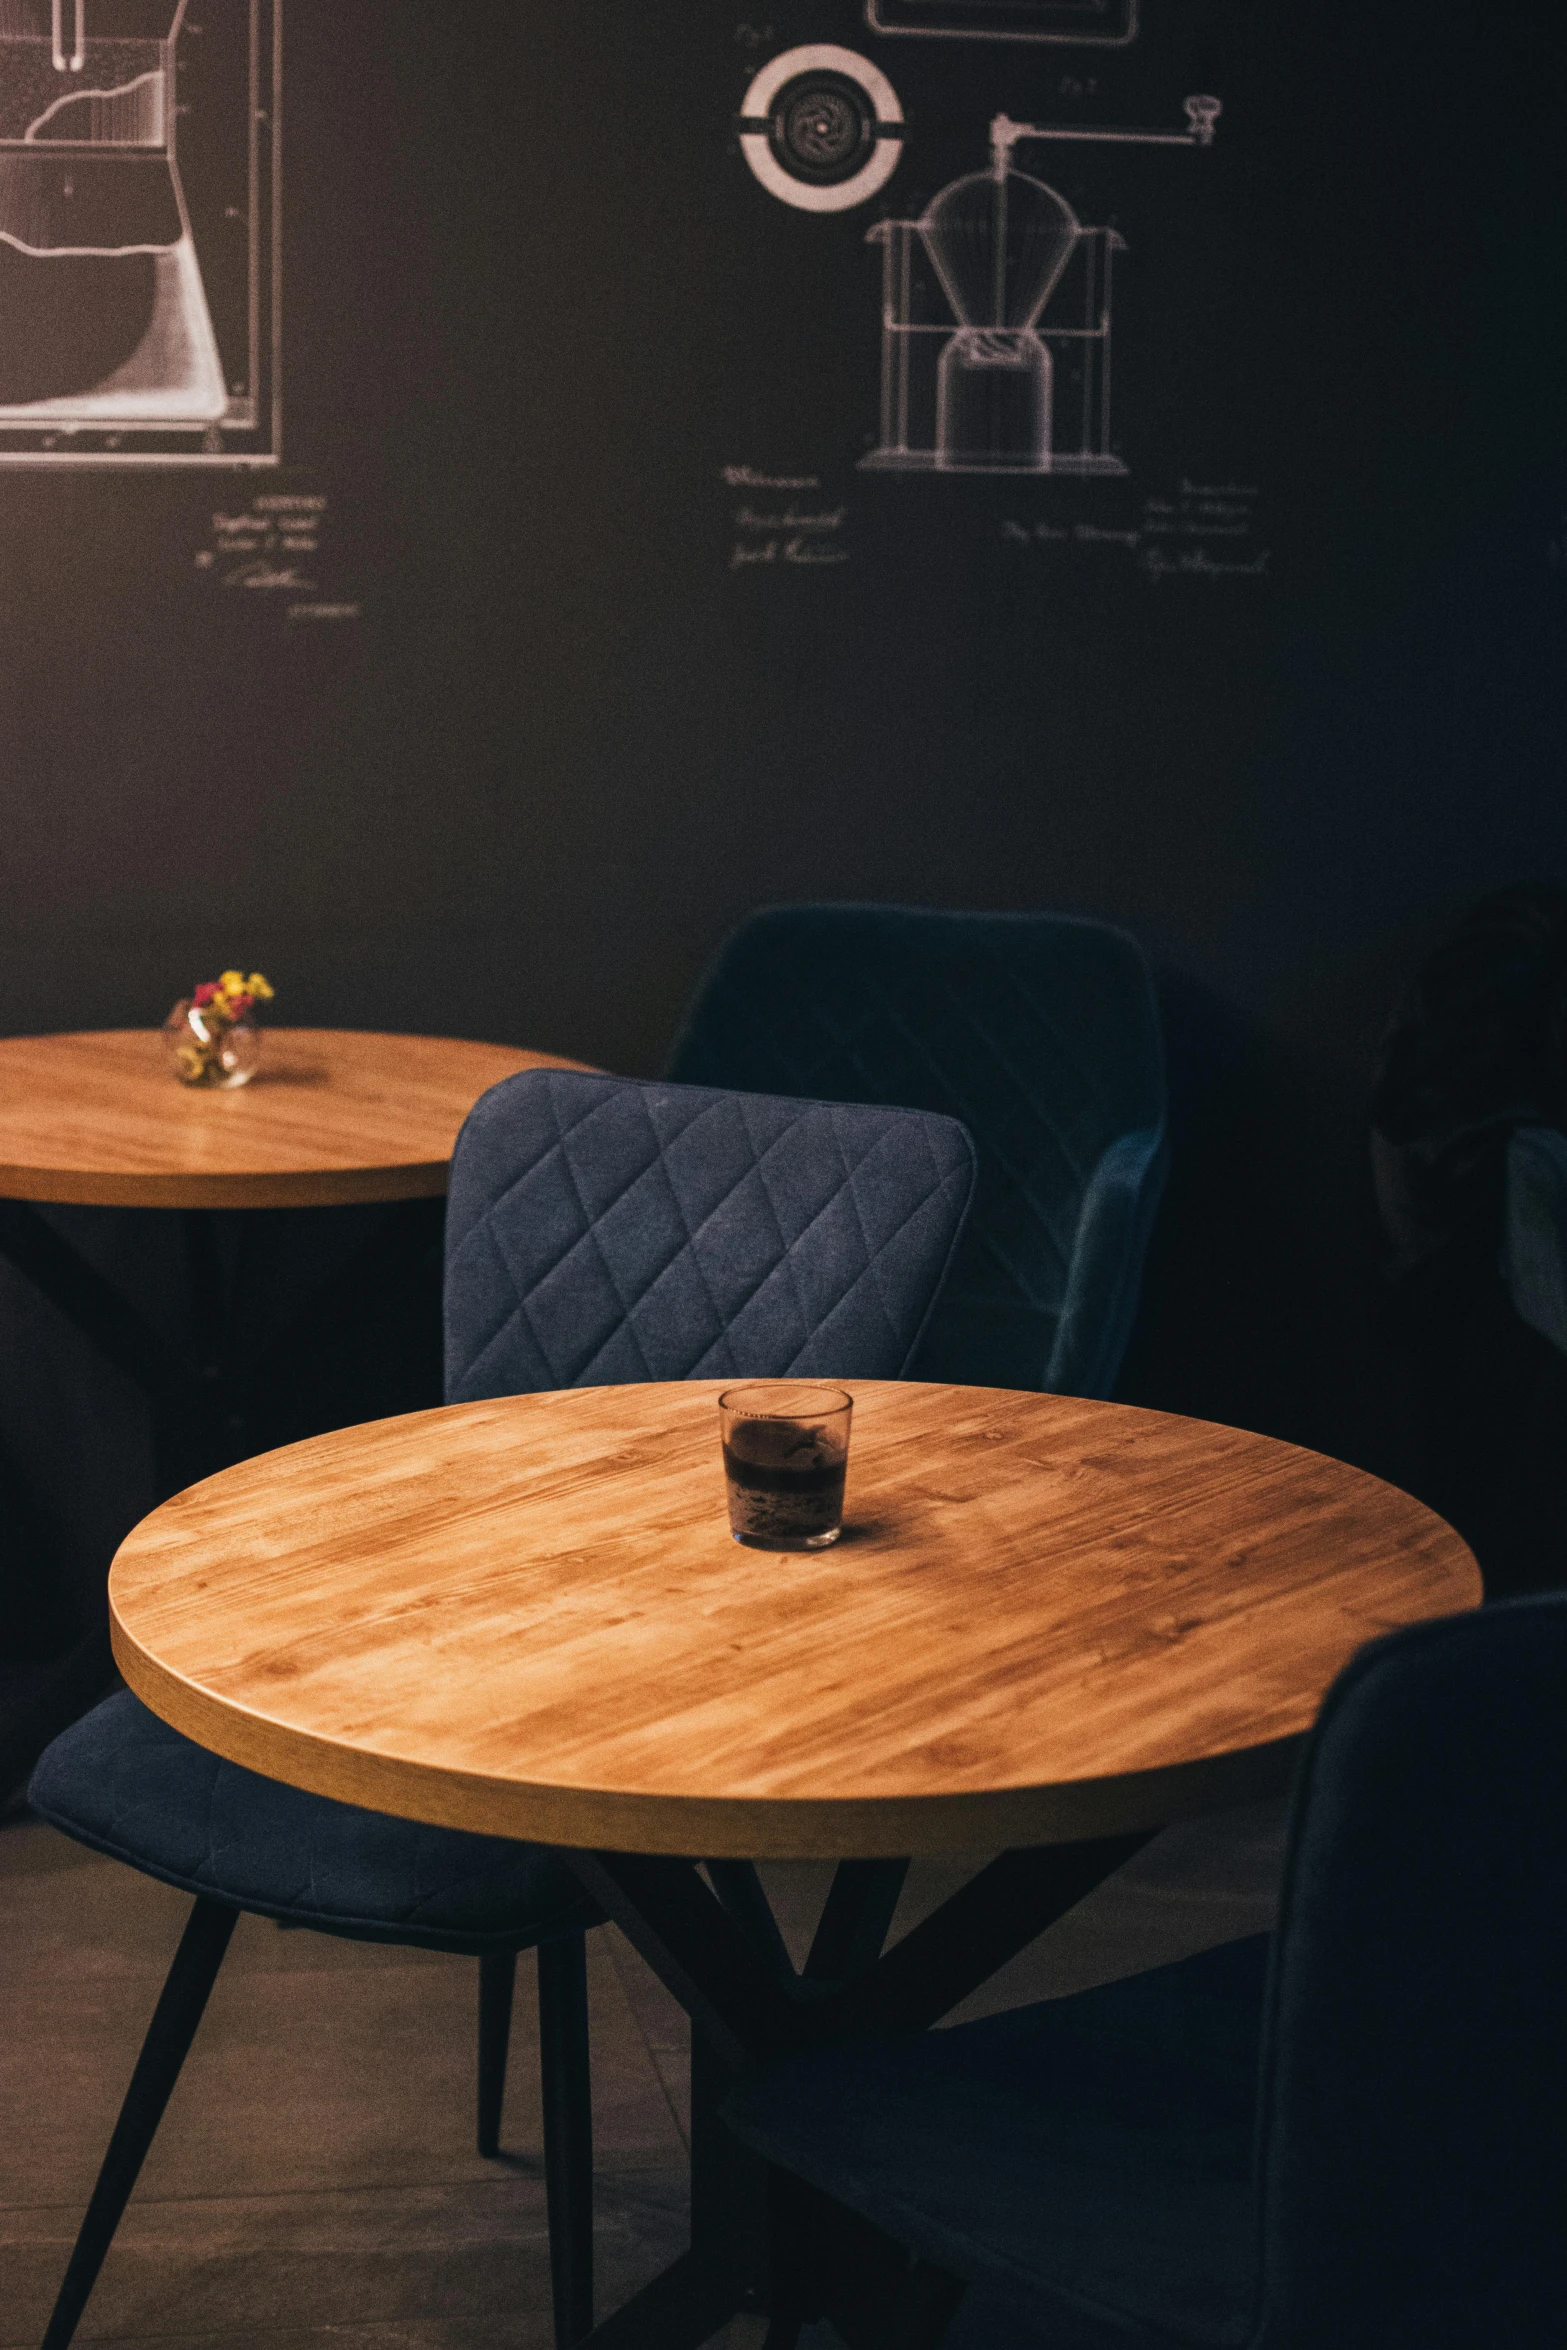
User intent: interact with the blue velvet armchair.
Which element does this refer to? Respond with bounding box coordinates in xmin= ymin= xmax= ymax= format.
xmin=668 ymin=905 xmax=1168 ymax=1397
xmin=726 ymin=1595 xmax=1565 ymax=2348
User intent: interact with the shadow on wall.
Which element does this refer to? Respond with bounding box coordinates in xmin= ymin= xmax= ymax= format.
xmin=1365 ymin=888 xmax=1567 ymax=1595
xmin=1117 ymin=970 xmax=1416 ymax=1489
xmin=1124 ymin=904 xmax=1567 ymax=1600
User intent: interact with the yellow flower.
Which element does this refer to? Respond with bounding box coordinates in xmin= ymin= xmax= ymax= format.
xmin=219 ymin=970 xmax=244 ymax=993
xmin=247 ymin=972 xmax=275 ymax=1000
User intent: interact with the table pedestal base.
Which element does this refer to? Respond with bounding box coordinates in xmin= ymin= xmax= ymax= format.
xmin=569 ymin=1836 xmax=1147 ymax=2348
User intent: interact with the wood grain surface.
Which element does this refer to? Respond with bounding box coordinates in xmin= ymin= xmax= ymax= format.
xmin=0 ymin=1029 xmax=594 ymax=1208
xmin=108 ymin=1382 xmax=1480 ymax=1858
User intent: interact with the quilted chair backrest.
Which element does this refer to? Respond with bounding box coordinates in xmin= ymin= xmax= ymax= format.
xmin=444 ymin=1069 xmax=977 ymax=1402
xmin=666 ymin=905 xmax=1167 ymax=1396
xmin=1256 ymin=1596 xmax=1567 ymax=2350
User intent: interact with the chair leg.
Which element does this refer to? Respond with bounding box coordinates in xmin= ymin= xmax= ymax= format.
xmin=41 ymin=1896 xmax=239 ymax=2350
xmin=476 ymin=1948 xmax=517 ymax=2157
xmin=537 ymin=1931 xmax=593 ymax=2349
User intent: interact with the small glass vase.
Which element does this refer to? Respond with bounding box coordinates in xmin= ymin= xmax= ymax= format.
xmin=162 ymin=999 xmax=263 ymax=1089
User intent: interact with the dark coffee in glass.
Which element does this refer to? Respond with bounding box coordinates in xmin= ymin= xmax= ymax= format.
xmin=718 ymin=1384 xmax=853 ymax=1551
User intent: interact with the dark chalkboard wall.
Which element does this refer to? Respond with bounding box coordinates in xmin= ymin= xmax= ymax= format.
xmin=2 ymin=2 xmax=1564 ymax=1679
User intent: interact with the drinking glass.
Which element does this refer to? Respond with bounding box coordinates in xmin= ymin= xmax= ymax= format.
xmin=718 ymin=1384 xmax=853 ymax=1551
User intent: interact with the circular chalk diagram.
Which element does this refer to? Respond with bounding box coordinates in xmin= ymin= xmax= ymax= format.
xmin=738 ymin=46 xmax=905 ymax=214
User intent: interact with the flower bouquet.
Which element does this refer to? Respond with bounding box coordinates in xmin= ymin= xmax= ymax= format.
xmin=163 ymin=969 xmax=276 ymax=1088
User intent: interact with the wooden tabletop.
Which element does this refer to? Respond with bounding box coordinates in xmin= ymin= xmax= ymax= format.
xmin=0 ymin=1029 xmax=594 ymax=1209
xmin=109 ymin=1381 xmax=1480 ymax=1858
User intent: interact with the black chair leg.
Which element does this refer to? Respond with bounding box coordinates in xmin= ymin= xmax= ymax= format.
xmin=41 ymin=1896 xmax=239 ymax=2350
xmin=476 ymin=1948 xmax=517 ymax=2157
xmin=538 ymin=1931 xmax=593 ymax=2349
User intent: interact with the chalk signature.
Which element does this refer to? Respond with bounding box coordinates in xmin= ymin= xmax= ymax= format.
xmin=223 ymin=559 xmax=318 ymax=591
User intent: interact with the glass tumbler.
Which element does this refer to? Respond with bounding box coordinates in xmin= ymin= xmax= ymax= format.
xmin=718 ymin=1383 xmax=853 ymax=1551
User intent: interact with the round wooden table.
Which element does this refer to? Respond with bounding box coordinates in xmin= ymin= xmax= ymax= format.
xmin=108 ymin=1378 xmax=1480 ymax=1860
xmin=0 ymin=1029 xmax=592 ymax=1418
xmin=107 ymin=1377 xmax=1478 ymax=2349
xmin=0 ymin=1027 xmax=591 ymax=1209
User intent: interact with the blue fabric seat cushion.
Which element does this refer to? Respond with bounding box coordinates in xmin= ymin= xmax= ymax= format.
xmin=29 ymin=1693 xmax=602 ymax=1955
xmin=725 ymin=1935 xmax=1269 ymax=2350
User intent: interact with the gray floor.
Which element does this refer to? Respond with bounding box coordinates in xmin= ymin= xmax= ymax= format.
xmin=1 ymin=1799 xmax=1287 ymax=2350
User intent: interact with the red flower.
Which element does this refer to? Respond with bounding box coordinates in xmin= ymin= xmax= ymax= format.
xmin=193 ymin=982 xmax=218 ymax=1006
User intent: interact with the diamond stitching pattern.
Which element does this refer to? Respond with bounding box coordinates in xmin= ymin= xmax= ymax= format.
xmin=445 ymin=1072 xmax=977 ymax=1402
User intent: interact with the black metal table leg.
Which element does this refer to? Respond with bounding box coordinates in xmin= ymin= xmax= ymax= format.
xmin=0 ymin=1201 xmax=188 ymax=1410
xmin=155 ymin=1210 xmax=236 ymax=1494
xmin=705 ymin=1859 xmax=796 ymax=1978
xmin=805 ymin=1860 xmax=910 ymax=1984
xmin=565 ymin=1832 xmax=1152 ymax=2348
xmin=0 ymin=1197 xmax=243 ymax=1497
xmin=689 ymin=2027 xmax=772 ymax=2316
xmin=821 ymin=1833 xmax=1149 ymax=2041
xmin=0 ymin=1196 xmax=445 ymax=1499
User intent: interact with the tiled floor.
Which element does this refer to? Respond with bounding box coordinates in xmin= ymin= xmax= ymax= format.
xmin=2 ymin=1800 xmax=1286 ymax=2350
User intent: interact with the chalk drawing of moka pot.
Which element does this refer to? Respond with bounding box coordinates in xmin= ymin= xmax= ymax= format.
xmin=863 ymin=97 xmax=1219 ymax=476
xmin=0 ymin=0 xmax=225 ymax=424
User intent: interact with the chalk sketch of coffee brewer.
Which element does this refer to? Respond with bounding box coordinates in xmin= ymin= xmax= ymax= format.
xmin=0 ymin=0 xmax=225 ymax=424
xmin=862 ymin=98 xmax=1220 ymax=476
xmin=864 ymin=159 xmax=1123 ymax=475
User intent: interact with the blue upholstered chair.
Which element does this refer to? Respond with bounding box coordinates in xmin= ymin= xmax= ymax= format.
xmin=29 ymin=1071 xmax=977 ymax=2350
xmin=1503 ymin=1125 xmax=1567 ymax=1358
xmin=725 ymin=1596 xmax=1566 ymax=2350
xmin=667 ymin=905 xmax=1168 ymax=1398
xmin=444 ymin=1067 xmax=977 ymax=1399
